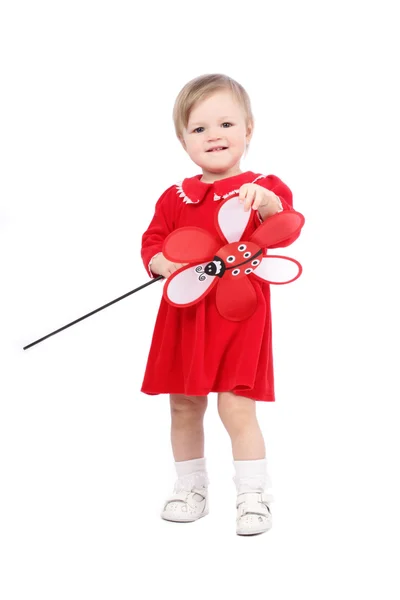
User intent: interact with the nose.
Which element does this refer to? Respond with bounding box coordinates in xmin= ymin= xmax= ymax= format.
xmin=207 ymin=128 xmax=222 ymax=142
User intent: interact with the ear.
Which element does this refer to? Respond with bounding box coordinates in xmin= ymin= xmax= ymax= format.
xmin=178 ymin=134 xmax=187 ymax=152
xmin=246 ymin=120 xmax=254 ymax=144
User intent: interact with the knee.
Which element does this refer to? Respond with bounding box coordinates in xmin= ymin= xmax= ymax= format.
xmin=170 ymin=394 xmax=208 ymax=417
xmin=218 ymin=392 xmax=255 ymax=432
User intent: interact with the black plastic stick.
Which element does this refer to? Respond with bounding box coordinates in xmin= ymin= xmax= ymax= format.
xmin=23 ymin=275 xmax=163 ymax=350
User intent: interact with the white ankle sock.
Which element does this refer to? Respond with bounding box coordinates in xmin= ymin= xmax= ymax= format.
xmin=233 ymin=458 xmax=272 ymax=494
xmin=174 ymin=457 xmax=209 ymax=492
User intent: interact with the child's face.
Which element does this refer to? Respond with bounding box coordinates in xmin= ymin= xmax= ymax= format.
xmin=181 ymin=90 xmax=252 ymax=179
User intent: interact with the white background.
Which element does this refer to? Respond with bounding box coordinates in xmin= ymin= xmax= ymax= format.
xmin=1 ymin=0 xmax=399 ymax=598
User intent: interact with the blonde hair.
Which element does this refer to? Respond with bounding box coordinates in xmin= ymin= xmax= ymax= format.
xmin=173 ymin=73 xmax=254 ymax=143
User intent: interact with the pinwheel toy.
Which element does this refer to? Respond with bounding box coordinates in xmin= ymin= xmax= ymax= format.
xmin=23 ymin=194 xmax=304 ymax=349
xmin=163 ymin=194 xmax=305 ymax=321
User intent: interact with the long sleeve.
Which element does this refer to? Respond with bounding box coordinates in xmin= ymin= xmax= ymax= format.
xmin=141 ymin=186 xmax=177 ymax=278
xmin=256 ymin=174 xmax=301 ymax=248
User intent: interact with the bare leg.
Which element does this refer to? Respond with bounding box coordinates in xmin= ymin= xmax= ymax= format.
xmin=169 ymin=394 xmax=208 ymax=461
xmin=217 ymin=392 xmax=265 ymax=459
xmin=217 ymin=392 xmax=272 ymax=534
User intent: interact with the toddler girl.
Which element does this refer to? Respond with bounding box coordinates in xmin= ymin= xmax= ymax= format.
xmin=140 ymin=73 xmax=302 ymax=535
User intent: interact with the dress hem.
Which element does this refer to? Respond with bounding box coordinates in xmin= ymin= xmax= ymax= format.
xmin=140 ymin=387 xmax=275 ymax=402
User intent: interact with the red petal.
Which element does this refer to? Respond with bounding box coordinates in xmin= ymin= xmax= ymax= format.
xmin=216 ymin=276 xmax=257 ymax=321
xmin=163 ymin=227 xmax=221 ymax=262
xmin=250 ymin=211 xmax=305 ymax=248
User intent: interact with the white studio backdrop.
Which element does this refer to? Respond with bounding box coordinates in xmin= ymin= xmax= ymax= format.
xmin=1 ymin=1 xmax=399 ymax=599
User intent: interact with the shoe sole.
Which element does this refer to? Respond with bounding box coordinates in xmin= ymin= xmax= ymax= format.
xmin=237 ymin=523 xmax=272 ymax=535
xmin=161 ymin=510 xmax=209 ymax=523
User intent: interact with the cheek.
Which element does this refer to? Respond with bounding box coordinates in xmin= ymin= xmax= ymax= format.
xmin=188 ymin=139 xmax=203 ymax=154
xmin=229 ymin=131 xmax=246 ymax=147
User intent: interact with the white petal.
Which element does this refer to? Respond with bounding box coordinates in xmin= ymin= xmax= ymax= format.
xmin=252 ymin=255 xmax=301 ymax=284
xmin=217 ymin=196 xmax=252 ymax=243
xmin=165 ymin=263 xmax=216 ymax=304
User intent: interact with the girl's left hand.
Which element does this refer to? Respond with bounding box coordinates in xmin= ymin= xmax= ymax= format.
xmin=238 ymin=183 xmax=280 ymax=215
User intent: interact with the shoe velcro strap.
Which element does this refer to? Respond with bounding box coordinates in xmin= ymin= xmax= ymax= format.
xmin=166 ymin=490 xmax=191 ymax=504
xmin=165 ymin=489 xmax=207 ymax=507
xmin=237 ymin=499 xmax=271 ymax=518
xmin=237 ymin=492 xmax=272 ymax=516
xmin=261 ymin=492 xmax=274 ymax=504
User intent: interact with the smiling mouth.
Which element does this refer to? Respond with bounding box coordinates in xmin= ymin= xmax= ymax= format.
xmin=207 ymin=147 xmax=228 ymax=152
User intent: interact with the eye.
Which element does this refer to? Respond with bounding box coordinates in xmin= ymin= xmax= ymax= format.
xmin=222 ymin=122 xmax=233 ymax=128
xmin=226 ymin=255 xmax=235 ymax=263
xmin=245 ymin=268 xmax=253 ymax=275
xmin=251 ymin=259 xmax=260 ymax=267
xmin=232 ymin=268 xmax=240 ymax=276
xmin=243 ymin=251 xmax=251 ymax=258
xmin=193 ymin=127 xmax=204 ymax=133
xmin=238 ymin=244 xmax=246 ymax=251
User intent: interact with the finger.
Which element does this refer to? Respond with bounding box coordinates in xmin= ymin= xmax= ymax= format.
xmin=244 ymin=189 xmax=256 ymax=211
xmin=172 ymin=263 xmax=185 ymax=272
xmin=238 ymin=185 xmax=248 ymax=202
xmin=251 ymin=190 xmax=263 ymax=210
xmin=261 ymin=194 xmax=271 ymax=211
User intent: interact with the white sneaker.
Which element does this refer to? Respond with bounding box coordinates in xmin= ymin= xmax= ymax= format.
xmin=161 ymin=486 xmax=209 ymax=523
xmin=236 ymin=491 xmax=273 ymax=535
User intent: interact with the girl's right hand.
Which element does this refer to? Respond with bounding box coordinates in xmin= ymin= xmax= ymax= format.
xmin=150 ymin=252 xmax=188 ymax=279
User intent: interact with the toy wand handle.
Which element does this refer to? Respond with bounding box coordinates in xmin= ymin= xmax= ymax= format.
xmin=23 ymin=275 xmax=164 ymax=351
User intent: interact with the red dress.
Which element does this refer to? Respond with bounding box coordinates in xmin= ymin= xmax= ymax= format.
xmin=140 ymin=171 xmax=301 ymax=402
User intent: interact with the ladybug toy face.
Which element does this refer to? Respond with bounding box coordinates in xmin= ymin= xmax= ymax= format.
xmin=195 ymin=241 xmax=263 ymax=281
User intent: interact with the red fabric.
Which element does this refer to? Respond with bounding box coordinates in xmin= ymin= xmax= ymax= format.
xmin=140 ymin=171 xmax=300 ymax=402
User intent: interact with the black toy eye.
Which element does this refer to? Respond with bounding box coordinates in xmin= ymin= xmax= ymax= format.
xmin=243 ymin=251 xmax=251 ymax=258
xmin=227 ymin=255 xmax=235 ymax=263
xmin=245 ymin=268 xmax=253 ymax=274
xmin=251 ymin=259 xmax=260 ymax=267
xmin=238 ymin=244 xmax=246 ymax=251
xmin=232 ymin=269 xmax=240 ymax=276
